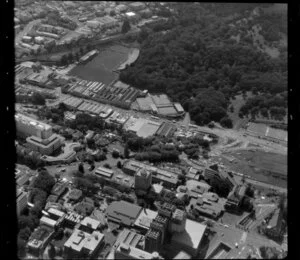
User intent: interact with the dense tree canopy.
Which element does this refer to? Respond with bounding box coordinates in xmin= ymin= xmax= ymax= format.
xmin=120 ymin=3 xmax=287 ymax=125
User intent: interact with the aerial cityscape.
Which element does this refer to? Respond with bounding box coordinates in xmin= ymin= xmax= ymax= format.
xmin=14 ymin=1 xmax=287 ymax=259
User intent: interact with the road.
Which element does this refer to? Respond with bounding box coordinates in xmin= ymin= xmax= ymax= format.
xmin=15 ymin=19 xmax=41 ymax=45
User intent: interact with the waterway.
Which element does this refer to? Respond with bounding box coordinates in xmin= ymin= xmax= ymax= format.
xmin=69 ymin=44 xmax=139 ymax=85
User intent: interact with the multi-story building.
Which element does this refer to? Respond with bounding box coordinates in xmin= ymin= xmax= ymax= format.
xmin=135 ymin=169 xmax=152 ymax=191
xmin=157 ymin=202 xmax=176 ymax=218
xmin=15 ymin=113 xmax=64 ymax=155
xmin=169 ymin=209 xmax=187 ymax=233
xmin=63 ymin=229 xmax=104 ymax=259
xmin=115 ymin=243 xmax=161 ymax=260
xmin=15 ymin=113 xmax=52 ymax=139
xmin=17 ymin=188 xmax=27 ymax=216
xmin=145 ymin=229 xmax=161 ymax=253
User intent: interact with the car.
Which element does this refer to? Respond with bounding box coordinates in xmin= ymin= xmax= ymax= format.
xmin=60 ymin=168 xmax=66 ymax=172
xmin=223 ymin=224 xmax=229 ymax=228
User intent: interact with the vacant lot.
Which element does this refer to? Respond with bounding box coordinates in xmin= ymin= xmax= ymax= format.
xmin=218 ymin=150 xmax=287 ymax=188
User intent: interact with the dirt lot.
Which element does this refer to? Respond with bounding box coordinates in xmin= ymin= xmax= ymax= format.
xmin=218 ymin=150 xmax=287 ymax=188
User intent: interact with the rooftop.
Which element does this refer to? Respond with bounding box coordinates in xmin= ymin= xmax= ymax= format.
xmin=106 ymin=201 xmax=142 ymax=226
xmin=115 ymin=228 xmax=144 ymax=248
xmin=80 ymin=217 xmax=101 ymax=230
xmin=64 ymin=229 xmax=104 ymax=253
xmin=15 ymin=113 xmax=52 ymax=131
xmin=134 ymin=208 xmax=158 ymax=230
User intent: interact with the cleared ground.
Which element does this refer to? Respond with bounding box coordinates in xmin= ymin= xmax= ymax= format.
xmin=218 ymin=150 xmax=287 ymax=188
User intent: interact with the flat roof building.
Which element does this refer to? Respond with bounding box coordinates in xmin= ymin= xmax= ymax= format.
xmin=106 ymin=201 xmax=142 ymax=226
xmin=94 ymin=166 xmax=114 ymax=179
xmin=40 ymin=216 xmax=57 ymax=228
xmin=134 ymin=208 xmax=158 ymax=233
xmin=64 ymin=229 xmax=104 ymax=259
xmin=79 ymin=217 xmax=101 ymax=234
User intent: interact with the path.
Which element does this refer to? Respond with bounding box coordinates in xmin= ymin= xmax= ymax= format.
xmin=15 ymin=19 xmax=41 ymax=45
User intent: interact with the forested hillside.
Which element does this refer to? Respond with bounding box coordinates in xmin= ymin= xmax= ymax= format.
xmin=120 ymin=3 xmax=287 ymax=126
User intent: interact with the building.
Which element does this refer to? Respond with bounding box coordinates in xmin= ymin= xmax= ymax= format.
xmin=225 ymin=184 xmax=247 ymax=211
xmin=94 ymin=166 xmax=114 ymax=179
xmin=193 ymin=192 xmax=224 ymax=220
xmin=171 ymin=219 xmax=207 ymax=257
xmin=106 ymin=201 xmax=142 ymax=226
xmin=97 ymin=16 xmax=118 ymax=30
xmin=15 ymin=113 xmax=52 ymax=139
xmin=186 ymin=180 xmax=211 ymax=198
xmin=145 ymin=229 xmax=161 ymax=253
xmin=47 ymin=208 xmax=65 ymax=221
xmin=63 ymin=211 xmax=84 ymax=228
xmin=204 ymin=165 xmax=236 ymax=192
xmin=40 ymin=216 xmax=57 ymax=228
xmin=170 ymin=209 xmax=187 ymax=233
xmin=129 ymin=2 xmax=146 ymax=11
xmin=79 ymin=217 xmax=101 ymax=234
xmin=15 ymin=113 xmax=63 ymax=155
xmin=135 ymin=169 xmax=152 ymax=191
xmin=17 ymin=189 xmax=28 ymax=215
xmin=134 ymin=208 xmax=158 ymax=234
xmin=157 ymin=202 xmax=176 ymax=218
xmin=64 ymin=229 xmax=104 ymax=259
xmin=51 ymin=182 xmax=68 ymax=198
xmin=264 ymin=208 xmax=284 ymax=239
xmin=15 ymin=167 xmax=31 ymax=187
xmin=115 ymin=243 xmax=158 ymax=260
xmin=26 ymin=226 xmax=54 ymax=256
xmin=26 ymin=134 xmax=64 ymax=155
xmin=123 ymin=160 xmax=179 ymax=189
xmin=115 ymin=228 xmax=145 ymax=250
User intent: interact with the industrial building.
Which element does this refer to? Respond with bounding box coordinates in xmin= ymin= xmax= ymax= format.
xmin=135 ymin=94 xmax=185 ymax=118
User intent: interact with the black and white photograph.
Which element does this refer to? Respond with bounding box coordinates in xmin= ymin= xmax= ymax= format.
xmin=10 ymin=1 xmax=289 ymax=259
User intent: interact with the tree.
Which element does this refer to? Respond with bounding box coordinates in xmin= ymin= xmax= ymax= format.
xmin=18 ymin=227 xmax=31 ymax=241
xmin=103 ymin=163 xmax=111 ymax=169
xmin=124 ymin=144 xmax=130 ymax=158
xmin=117 ymin=161 xmax=122 ymax=169
xmin=32 ymin=169 xmax=55 ymax=194
xmin=121 ymin=19 xmax=131 ymax=34
xmin=48 ymin=243 xmax=56 ymax=259
xmin=78 ymin=163 xmax=85 ymax=174
xmin=55 ymin=173 xmax=61 ymax=182
xmin=220 ymin=117 xmax=233 ymax=128
xmin=112 ymin=150 xmax=120 ymax=158
xmin=31 ymin=92 xmax=45 ymax=105
xmin=17 ymin=237 xmax=27 ymax=258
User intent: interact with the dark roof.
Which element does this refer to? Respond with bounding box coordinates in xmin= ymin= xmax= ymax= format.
xmin=106 ymin=201 xmax=142 ymax=226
